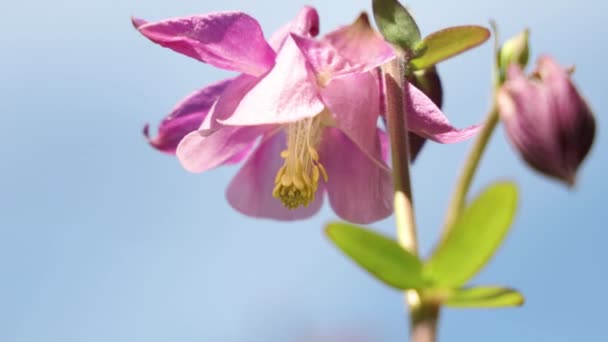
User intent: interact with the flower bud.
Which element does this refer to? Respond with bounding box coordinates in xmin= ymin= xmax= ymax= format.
xmin=497 ymin=56 xmax=595 ymax=186
xmin=498 ymin=29 xmax=530 ymax=70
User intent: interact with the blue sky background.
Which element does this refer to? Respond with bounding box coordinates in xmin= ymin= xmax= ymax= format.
xmin=1 ymin=0 xmax=605 ymax=341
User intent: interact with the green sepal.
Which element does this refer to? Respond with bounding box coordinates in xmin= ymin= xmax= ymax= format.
xmin=424 ymin=182 xmax=518 ymax=287
xmin=410 ymin=26 xmax=490 ymax=70
xmin=326 ymin=222 xmax=427 ymax=290
xmin=372 ymin=0 xmax=421 ymax=51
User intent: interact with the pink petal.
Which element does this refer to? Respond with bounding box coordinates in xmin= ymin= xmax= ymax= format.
xmin=199 ymin=74 xmax=260 ymax=131
xmin=268 ymin=6 xmax=320 ymax=51
xmin=220 ymin=37 xmax=325 ymax=126
xmin=405 ymin=83 xmax=482 ymax=143
xmin=131 ymin=17 xmax=147 ymax=28
xmin=320 ymin=72 xmax=387 ymax=169
xmin=378 ymin=128 xmax=390 ymax=162
xmin=132 ymin=13 xmax=275 ymax=76
xmin=320 ymin=128 xmax=393 ymax=224
xmin=405 ymin=67 xmax=444 ymax=161
xmin=176 ymin=125 xmax=271 ymax=173
xmin=323 ymin=13 xmax=395 ymax=70
xmin=144 ymin=78 xmax=233 ymax=154
xmin=290 ymin=34 xmax=354 ymax=77
xmin=226 ymin=131 xmax=324 ymax=220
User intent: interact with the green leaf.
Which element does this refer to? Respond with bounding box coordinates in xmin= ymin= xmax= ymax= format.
xmin=410 ymin=26 xmax=490 ymax=70
xmin=372 ymin=0 xmax=421 ymax=50
xmin=326 ymin=222 xmax=426 ymax=290
xmin=445 ymin=286 xmax=525 ymax=308
xmin=424 ymin=182 xmax=518 ymax=287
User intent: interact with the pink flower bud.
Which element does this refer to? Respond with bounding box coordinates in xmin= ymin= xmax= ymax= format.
xmin=497 ymin=55 xmax=595 ymax=186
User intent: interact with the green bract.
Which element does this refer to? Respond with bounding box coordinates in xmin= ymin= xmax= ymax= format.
xmin=410 ymin=26 xmax=490 ymax=70
xmin=372 ymin=0 xmax=421 ymax=51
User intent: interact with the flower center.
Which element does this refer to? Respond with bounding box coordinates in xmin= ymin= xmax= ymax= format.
xmin=272 ymin=116 xmax=328 ymax=209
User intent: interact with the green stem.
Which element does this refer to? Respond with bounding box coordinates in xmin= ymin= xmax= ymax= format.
xmin=411 ymin=301 xmax=441 ymax=342
xmin=442 ymin=102 xmax=500 ymax=234
xmin=382 ymin=53 xmax=418 ymax=255
xmin=442 ymin=22 xmax=504 ymax=236
xmin=383 ymin=52 xmax=435 ymax=342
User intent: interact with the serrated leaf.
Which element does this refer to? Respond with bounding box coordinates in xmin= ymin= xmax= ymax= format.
xmin=445 ymin=286 xmax=525 ymax=308
xmin=410 ymin=26 xmax=490 ymax=70
xmin=326 ymin=222 xmax=426 ymax=290
xmin=372 ymin=0 xmax=421 ymax=50
xmin=424 ymin=182 xmax=518 ymax=287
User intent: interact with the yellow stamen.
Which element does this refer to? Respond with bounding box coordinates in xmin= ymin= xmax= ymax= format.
xmin=273 ymin=116 xmax=328 ymax=209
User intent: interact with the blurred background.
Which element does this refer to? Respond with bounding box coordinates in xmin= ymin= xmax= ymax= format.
xmin=0 ymin=0 xmax=605 ymax=341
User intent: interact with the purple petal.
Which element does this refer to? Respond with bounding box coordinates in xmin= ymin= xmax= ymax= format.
xmin=323 ymin=13 xmax=395 ymax=70
xmin=176 ymin=125 xmax=271 ymax=173
xmin=499 ymin=58 xmax=595 ymax=185
xmin=226 ymin=131 xmax=325 ymax=220
xmin=320 ymin=71 xmax=387 ymax=169
xmin=500 ymin=64 xmax=557 ymax=153
xmin=537 ymin=56 xmax=593 ymax=135
xmin=320 ymin=128 xmax=393 ymax=224
xmin=132 ymin=13 xmax=275 ymax=76
xmin=498 ymin=78 xmax=556 ymax=173
xmin=220 ymin=37 xmax=325 ymax=126
xmin=405 ymin=83 xmax=481 ymax=143
xmin=144 ymin=78 xmax=233 ymax=154
xmin=268 ymin=6 xmax=320 ymax=51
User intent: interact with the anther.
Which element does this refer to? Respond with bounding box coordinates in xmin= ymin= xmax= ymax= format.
xmin=272 ymin=117 xmax=328 ymax=209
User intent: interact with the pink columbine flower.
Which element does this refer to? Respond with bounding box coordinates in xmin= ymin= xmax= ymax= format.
xmin=135 ymin=8 xmax=320 ymax=153
xmin=133 ymin=8 xmax=480 ymax=224
xmin=497 ymin=56 xmax=595 ymax=186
